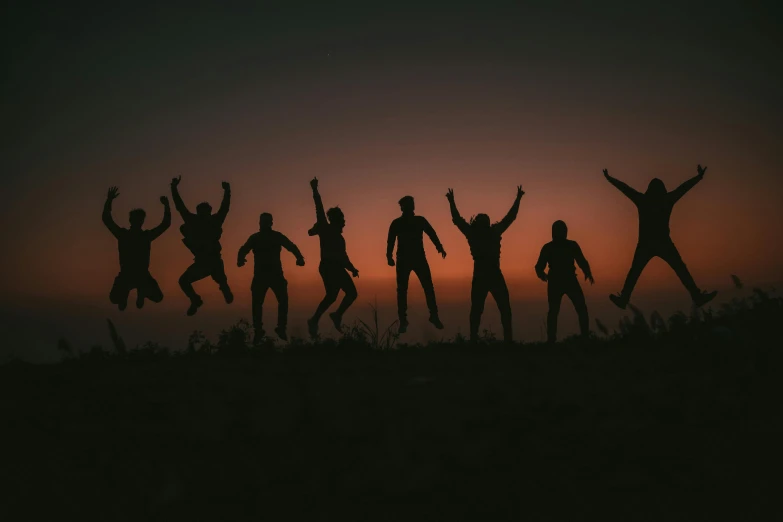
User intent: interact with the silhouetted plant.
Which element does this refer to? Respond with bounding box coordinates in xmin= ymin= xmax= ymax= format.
xmin=731 ymin=274 xmax=743 ymax=289
xmin=594 ymin=319 xmax=609 ymax=337
xmin=650 ymin=311 xmax=667 ymax=334
xmin=357 ymin=300 xmax=399 ymax=350
xmin=216 ymin=319 xmax=252 ymax=355
xmin=107 ymin=319 xmax=127 ymax=355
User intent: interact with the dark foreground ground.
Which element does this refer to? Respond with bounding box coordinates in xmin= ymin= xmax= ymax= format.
xmin=1 ymin=291 xmax=781 ymax=521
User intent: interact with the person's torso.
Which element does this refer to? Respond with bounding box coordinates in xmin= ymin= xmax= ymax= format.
xmin=467 ymin=227 xmax=503 ymax=268
xmin=545 ymin=240 xmax=579 ymax=279
xmin=182 ymin=215 xmax=223 ymax=255
xmin=394 ymin=216 xmax=427 ymax=259
xmin=317 ymin=225 xmax=347 ymax=261
xmin=250 ymin=231 xmax=284 ymax=273
xmin=637 ymin=197 xmax=674 ymax=241
xmin=117 ymin=229 xmax=152 ymax=273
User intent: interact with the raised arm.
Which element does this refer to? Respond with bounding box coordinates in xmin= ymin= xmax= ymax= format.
xmin=148 ymin=196 xmax=171 ymax=240
xmin=102 ymin=186 xmax=123 ymax=238
xmin=215 ymin=181 xmax=231 ymax=223
xmin=603 ymin=169 xmax=642 ymax=204
xmin=170 ymin=176 xmax=193 ymax=219
xmin=574 ymin=243 xmax=594 ymax=284
xmin=422 ymin=218 xmax=447 ymax=258
xmin=669 ymin=165 xmax=706 ymax=203
xmin=280 ymin=233 xmax=305 ymax=266
xmin=495 ymin=185 xmax=524 ymax=234
xmin=535 ymin=245 xmax=549 ymax=282
xmin=386 ymin=221 xmax=398 ymax=265
xmin=310 ymin=177 xmax=327 ymax=226
xmin=446 ymin=189 xmax=470 ymax=235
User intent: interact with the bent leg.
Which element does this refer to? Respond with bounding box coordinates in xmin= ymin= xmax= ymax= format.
xmin=179 ymin=262 xmax=212 ymax=301
xmin=659 ymin=240 xmax=700 ymax=299
xmin=109 ymin=274 xmax=131 ymax=311
xmin=269 ymin=276 xmax=289 ymax=329
xmin=251 ymin=278 xmax=270 ymax=334
xmin=396 ymin=262 xmax=412 ymax=323
xmin=547 ymin=281 xmax=564 ymax=343
xmin=489 ymin=271 xmax=513 ymax=342
xmin=209 ymin=258 xmax=233 ymax=303
xmin=335 ymin=268 xmax=357 ymax=317
xmin=138 ymin=273 xmax=164 ymax=306
xmin=312 ymin=264 xmax=340 ymax=322
xmin=413 ymin=260 xmax=439 ymax=318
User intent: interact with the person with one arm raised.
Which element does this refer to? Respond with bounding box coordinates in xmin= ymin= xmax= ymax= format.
xmin=306 ymin=177 xmax=359 ymax=338
xmin=603 ymin=165 xmax=716 ymax=309
xmin=102 ymin=186 xmax=170 ymax=310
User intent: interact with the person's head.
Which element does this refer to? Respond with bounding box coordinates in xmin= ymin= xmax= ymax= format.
xmin=470 ymin=213 xmax=491 ymax=230
xmin=398 ymin=195 xmax=415 ymax=215
xmin=327 ymin=207 xmax=345 ymax=229
xmin=646 ymin=178 xmax=667 ymax=197
xmin=552 ymin=220 xmax=568 ymax=240
xmin=128 ymin=208 xmax=146 ymax=229
xmin=196 ymin=202 xmax=212 ymax=217
xmin=259 ymin=212 xmax=273 ymax=230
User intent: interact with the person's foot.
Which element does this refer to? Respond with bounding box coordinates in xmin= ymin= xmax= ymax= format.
xmin=693 ymin=290 xmax=717 ymax=307
xmin=609 ymin=294 xmax=627 ymax=310
xmin=275 ymin=326 xmax=288 ymax=341
xmin=136 ymin=294 xmax=145 ymax=309
xmin=220 ymin=285 xmax=234 ymax=304
xmin=329 ymin=312 xmax=343 ymax=332
xmin=428 ymin=314 xmax=444 ymax=329
xmin=186 ymin=296 xmax=203 ymax=316
xmin=398 ymin=320 xmax=409 ymax=334
xmin=307 ymin=317 xmax=319 ymax=339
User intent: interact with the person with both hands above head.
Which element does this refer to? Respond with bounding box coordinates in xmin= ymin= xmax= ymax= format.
xmin=603 ymin=165 xmax=716 ymax=309
xmin=535 ymin=220 xmax=594 ymax=343
xmin=238 ymin=212 xmax=305 ymax=344
xmin=387 ymin=195 xmax=446 ymax=333
xmin=102 ymin=186 xmax=171 ymax=310
xmin=306 ymin=177 xmax=359 ymax=338
xmin=447 ymin=185 xmax=524 ymax=343
xmin=171 ymin=175 xmax=234 ymax=316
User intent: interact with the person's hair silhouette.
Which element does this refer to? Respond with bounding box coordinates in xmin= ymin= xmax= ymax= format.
xmin=306 ymin=177 xmax=359 ymax=337
xmin=387 ymin=195 xmax=447 ymax=333
xmin=535 ymin=220 xmax=594 ymax=343
xmin=171 ymin=176 xmax=234 ymax=316
xmin=447 ymin=185 xmax=524 ymax=342
xmin=603 ymin=165 xmax=717 ymax=309
xmin=102 ymin=186 xmax=170 ymax=310
xmin=238 ymin=212 xmax=305 ymax=344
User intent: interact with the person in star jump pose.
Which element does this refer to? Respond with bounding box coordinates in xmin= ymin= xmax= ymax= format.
xmin=603 ymin=165 xmax=717 ymax=309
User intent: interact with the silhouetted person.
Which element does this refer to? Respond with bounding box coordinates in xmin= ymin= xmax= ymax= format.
xmin=102 ymin=186 xmax=171 ymax=310
xmin=447 ymin=186 xmax=524 ymax=342
xmin=535 ymin=220 xmax=594 ymax=343
xmin=603 ymin=165 xmax=717 ymax=309
xmin=306 ymin=177 xmax=359 ymax=337
xmin=171 ymin=176 xmax=233 ymax=315
xmin=387 ymin=196 xmax=446 ymax=333
xmin=238 ymin=213 xmax=305 ymax=344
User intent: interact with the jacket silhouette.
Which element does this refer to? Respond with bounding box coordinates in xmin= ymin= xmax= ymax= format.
xmin=447 ymin=186 xmax=523 ymax=342
xmin=306 ymin=177 xmax=358 ymax=337
xmin=102 ymin=186 xmax=170 ymax=310
xmin=238 ymin=213 xmax=305 ymax=343
xmin=171 ymin=176 xmax=234 ymax=316
xmin=604 ymin=166 xmax=716 ymax=309
xmin=387 ymin=195 xmax=446 ymax=333
xmin=535 ymin=220 xmax=593 ymax=343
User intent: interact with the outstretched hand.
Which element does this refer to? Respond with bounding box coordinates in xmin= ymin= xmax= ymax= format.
xmin=296 ymin=257 xmax=305 ymax=267
xmin=439 ymin=248 xmax=447 ymax=259
xmin=237 ymin=258 xmax=246 ymax=268
xmin=446 ymin=188 xmax=454 ymax=201
xmin=351 ymin=268 xmax=359 ymax=278
xmin=171 ymin=175 xmax=181 ymax=187
xmin=586 ymin=274 xmax=595 ymax=285
xmin=516 ymin=185 xmax=525 ymax=199
xmin=697 ymin=164 xmax=707 ymax=178
xmin=603 ymin=169 xmax=609 ymax=178
xmin=107 ymin=186 xmax=120 ymax=200
xmin=310 ymin=177 xmax=319 ymax=189
xmin=222 ymin=181 xmax=230 ymax=191
xmin=387 ymin=256 xmax=395 ymax=267
xmin=160 ymin=196 xmax=169 ymax=206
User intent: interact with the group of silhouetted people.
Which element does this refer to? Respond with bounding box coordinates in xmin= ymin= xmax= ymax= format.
xmin=102 ymin=165 xmax=717 ymax=344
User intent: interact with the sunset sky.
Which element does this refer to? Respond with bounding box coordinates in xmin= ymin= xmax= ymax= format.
xmin=2 ymin=2 xmax=782 ymax=359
